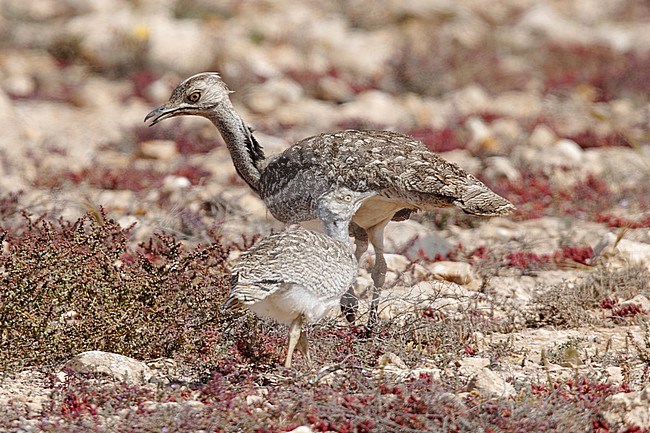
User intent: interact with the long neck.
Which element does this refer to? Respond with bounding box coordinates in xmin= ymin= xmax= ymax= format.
xmin=322 ymin=218 xmax=353 ymax=245
xmin=204 ymin=101 xmax=265 ymax=194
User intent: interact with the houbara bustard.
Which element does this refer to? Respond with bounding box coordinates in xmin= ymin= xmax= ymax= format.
xmin=225 ymin=187 xmax=375 ymax=368
xmin=145 ymin=72 xmax=514 ymax=328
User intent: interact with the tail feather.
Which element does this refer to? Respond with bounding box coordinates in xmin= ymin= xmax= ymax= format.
xmin=454 ymin=182 xmax=515 ymax=216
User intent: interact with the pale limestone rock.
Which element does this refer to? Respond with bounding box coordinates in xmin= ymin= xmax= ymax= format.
xmin=383 ymin=253 xmax=412 ymax=274
xmin=243 ymin=77 xmax=304 ymax=114
xmin=584 ymin=147 xmax=650 ymax=188
xmin=378 ymin=352 xmax=441 ymax=382
xmin=440 ymin=149 xmax=481 ymax=176
xmin=458 ymin=357 xmax=490 ymax=376
xmin=593 ymin=232 xmax=650 ymax=271
xmin=619 ymin=295 xmax=650 ymax=313
xmin=605 ymin=366 xmax=624 ymax=384
xmin=491 ymin=91 xmax=543 ymax=119
xmin=246 ymin=395 xmax=265 ymax=406
xmin=490 ymin=118 xmax=524 ymax=148
xmin=518 ymin=4 xmax=593 ymax=46
xmin=465 ymin=368 xmax=515 ymax=398
xmin=605 ymin=385 xmax=650 ymax=429
xmin=338 ymin=90 xmax=411 ymax=127
xmin=427 ymin=261 xmax=482 ymax=289
xmin=138 ymin=140 xmax=178 ymax=160
xmin=63 ymin=351 xmax=154 ymax=385
xmin=1 ymin=0 xmax=75 ymax=21
xmin=146 ymin=15 xmax=215 ymax=74
xmin=287 ymin=427 xmax=314 ymax=433
xmin=553 ymin=139 xmax=584 ymax=166
xmin=162 ymin=175 xmax=191 ymax=192
xmin=484 ymin=156 xmax=521 ymax=182
xmin=447 ymin=85 xmax=491 ymax=116
xmin=528 ymin=124 xmax=557 ymax=149
xmin=378 ymin=352 xmax=407 ymax=370
xmin=383 ymin=220 xmax=452 ymax=260
xmin=274 ymin=98 xmax=339 ymax=130
xmin=466 ymin=116 xmax=493 ymax=148
xmin=64 ymin=9 xmax=148 ymax=70
xmin=379 ymin=280 xmax=476 ymax=319
xmin=316 ymin=76 xmax=355 ymax=102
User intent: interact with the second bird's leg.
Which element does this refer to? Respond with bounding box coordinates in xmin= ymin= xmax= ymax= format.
xmin=285 ymin=315 xmax=304 ymax=368
xmin=296 ymin=331 xmax=311 ymax=367
xmin=349 ymin=222 xmax=369 ymax=261
xmin=366 ymin=220 xmax=389 ymax=332
xmin=340 ymin=222 xmax=369 ymax=323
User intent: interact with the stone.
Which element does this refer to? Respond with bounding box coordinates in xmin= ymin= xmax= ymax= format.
xmin=605 ymin=366 xmax=624 ymax=384
xmin=465 ymin=368 xmax=515 ymax=398
xmin=315 ymin=76 xmax=354 ymax=102
xmin=64 ymin=9 xmax=147 ymax=71
xmin=518 ymin=4 xmax=592 ymax=46
xmin=584 ymin=147 xmax=650 ymax=188
xmin=604 ymin=385 xmax=650 ymax=429
xmin=146 ymin=15 xmax=215 ymax=74
xmin=274 ymin=98 xmax=339 ymax=130
xmin=246 ymin=395 xmax=265 ymax=406
xmin=484 ymin=156 xmax=521 ymax=182
xmin=528 ymin=124 xmax=557 ymax=149
xmin=378 ymin=352 xmax=407 ymax=370
xmin=243 ymin=77 xmax=304 ymax=114
xmin=286 ymin=427 xmax=314 ymax=433
xmin=162 ymin=175 xmax=191 ymax=192
xmin=63 ymin=351 xmax=154 ymax=385
xmin=427 ymin=261 xmax=482 ymax=289
xmin=0 ymin=89 xmax=24 ymax=157
xmin=619 ymin=295 xmax=650 ymax=313
xmin=491 ymin=91 xmax=543 ymax=119
xmin=553 ymin=139 xmax=584 ymax=166
xmin=466 ymin=116 xmax=493 ymax=150
xmin=138 ymin=140 xmax=178 ymax=160
xmin=338 ymin=90 xmax=412 ymax=127
xmin=383 ymin=253 xmax=412 ymax=273
xmin=378 ymin=352 xmax=442 ymax=382
xmin=384 ymin=220 xmax=452 ymax=261
xmin=440 ymin=149 xmax=482 ymax=175
xmin=447 ymin=85 xmax=491 ymax=116
xmin=458 ymin=357 xmax=490 ymax=376
xmin=592 ymin=232 xmax=650 ymax=271
xmin=379 ymin=280 xmax=475 ymax=319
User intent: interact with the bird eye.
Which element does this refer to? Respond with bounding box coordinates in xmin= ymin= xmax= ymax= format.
xmin=188 ymin=91 xmax=201 ymax=103
xmin=344 ymin=195 xmax=352 ymax=202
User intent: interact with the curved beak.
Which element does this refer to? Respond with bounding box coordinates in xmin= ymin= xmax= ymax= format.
xmin=357 ymin=191 xmax=378 ymax=203
xmin=144 ymin=104 xmax=183 ymax=126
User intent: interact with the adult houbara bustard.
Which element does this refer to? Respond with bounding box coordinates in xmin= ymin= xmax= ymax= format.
xmin=145 ymin=72 xmax=514 ymax=328
xmin=225 ymin=187 xmax=375 ymax=368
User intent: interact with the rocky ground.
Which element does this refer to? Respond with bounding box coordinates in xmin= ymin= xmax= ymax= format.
xmin=1 ymin=0 xmax=650 ymax=431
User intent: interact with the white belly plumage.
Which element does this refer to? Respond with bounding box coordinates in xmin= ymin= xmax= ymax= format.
xmin=247 ymin=283 xmax=339 ymax=324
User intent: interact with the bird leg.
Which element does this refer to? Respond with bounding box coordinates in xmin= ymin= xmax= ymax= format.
xmin=366 ymin=220 xmax=389 ymax=332
xmin=349 ymin=222 xmax=369 ymax=262
xmin=296 ymin=331 xmax=311 ymax=367
xmin=285 ymin=315 xmax=304 ymax=368
xmin=340 ymin=285 xmax=359 ymax=323
xmin=340 ymin=222 xmax=368 ymax=323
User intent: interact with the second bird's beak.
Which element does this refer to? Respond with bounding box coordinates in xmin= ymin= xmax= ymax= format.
xmin=358 ymin=191 xmax=378 ymax=203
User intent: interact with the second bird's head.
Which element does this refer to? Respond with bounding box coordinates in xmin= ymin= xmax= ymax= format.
xmin=316 ymin=188 xmax=376 ymax=229
xmin=144 ymin=72 xmax=231 ymax=126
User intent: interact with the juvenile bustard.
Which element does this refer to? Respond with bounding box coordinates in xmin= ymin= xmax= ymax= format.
xmin=145 ymin=72 xmax=515 ymax=328
xmin=225 ymin=187 xmax=375 ymax=368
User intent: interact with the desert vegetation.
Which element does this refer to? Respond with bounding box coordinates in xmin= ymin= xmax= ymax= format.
xmin=1 ymin=0 xmax=650 ymax=431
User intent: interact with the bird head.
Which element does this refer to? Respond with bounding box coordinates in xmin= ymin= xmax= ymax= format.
xmin=316 ymin=188 xmax=376 ymax=242
xmin=144 ymin=72 xmax=232 ymax=126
